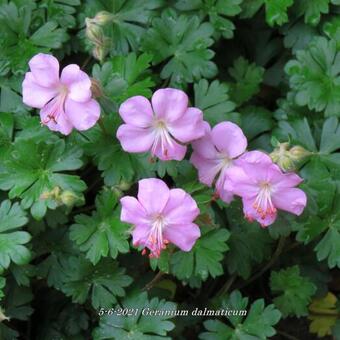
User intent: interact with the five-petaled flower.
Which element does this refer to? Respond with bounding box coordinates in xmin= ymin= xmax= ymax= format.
xmin=120 ymin=178 xmax=201 ymax=258
xmin=22 ymin=53 xmax=100 ymax=135
xmin=116 ymin=88 xmax=205 ymax=161
xmin=226 ymin=151 xmax=307 ymax=227
xmin=190 ymin=121 xmax=247 ymax=203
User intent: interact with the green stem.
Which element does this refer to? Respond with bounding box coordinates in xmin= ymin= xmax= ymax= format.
xmin=216 ymin=274 xmax=237 ymax=297
xmin=143 ymin=271 xmax=165 ymax=291
xmin=98 ymin=117 xmax=108 ymax=135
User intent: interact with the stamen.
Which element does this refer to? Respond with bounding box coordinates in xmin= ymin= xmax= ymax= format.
xmin=146 ymin=213 xmax=168 ymax=258
xmin=41 ymin=85 xmax=68 ymax=126
xmin=151 ymin=119 xmax=174 ymax=158
xmin=252 ymin=182 xmax=276 ymax=219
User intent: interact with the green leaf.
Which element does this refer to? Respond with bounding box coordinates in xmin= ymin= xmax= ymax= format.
xmin=264 ymin=0 xmax=294 ymax=26
xmin=80 ymin=0 xmax=162 ymax=55
xmin=93 ymin=291 xmax=176 ymax=339
xmin=142 ymin=9 xmax=217 ymax=86
xmin=200 ymin=290 xmax=281 ymax=339
xmin=36 ymin=228 xmax=79 ymax=289
xmin=0 ymin=139 xmax=86 ymax=219
xmin=3 ymin=280 xmax=33 ymax=321
xmin=240 ymin=106 xmax=274 ymax=140
xmin=176 ymin=0 xmax=242 ymax=39
xmin=228 ymin=57 xmax=265 ymax=106
xmin=285 ymin=37 xmax=340 ymax=117
xmin=314 ymin=220 xmax=340 ymax=268
xmin=40 ymin=0 xmax=81 ymax=29
xmin=194 ymin=79 xmax=237 ymax=125
xmin=0 ymin=1 xmax=68 ymax=74
xmin=320 ymin=117 xmax=340 ymax=153
xmin=270 ymin=265 xmax=317 ymax=317
xmin=70 ymin=190 xmax=130 ymax=265
xmin=275 ymin=118 xmax=317 ymax=151
xmin=240 ymin=0 xmax=263 ymax=18
xmin=84 ymin=116 xmax=154 ymax=186
xmin=0 ymin=200 xmax=30 ymax=271
xmin=171 ymin=227 xmax=229 ymax=281
xmin=294 ymin=0 xmax=333 ymax=26
xmin=225 ymin=202 xmax=273 ymax=279
xmin=61 ymin=256 xmax=132 ymax=308
xmin=92 ymin=53 xmax=154 ymax=106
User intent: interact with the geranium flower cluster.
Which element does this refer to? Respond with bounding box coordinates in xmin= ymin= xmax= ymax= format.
xmin=117 ymin=88 xmax=306 ymax=226
xmin=22 ymin=55 xmax=306 ymax=259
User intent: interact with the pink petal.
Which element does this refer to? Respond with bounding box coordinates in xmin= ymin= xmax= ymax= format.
xmin=237 ymin=150 xmax=272 ymax=165
xmin=151 ymin=88 xmax=188 ymax=122
xmin=225 ymin=165 xmax=259 ymax=198
xmin=137 ymin=178 xmax=170 ymax=215
xmin=242 ymin=198 xmax=277 ymax=227
xmin=60 ymin=65 xmax=92 ymax=102
xmin=40 ymin=98 xmax=73 ymax=135
xmin=168 ymin=108 xmax=205 ymax=143
xmin=163 ymin=189 xmax=200 ymax=224
xmin=190 ymin=153 xmax=221 ymax=186
xmin=64 ymin=98 xmax=100 ymax=131
xmin=271 ymin=171 xmax=304 ymax=189
xmin=211 ymin=122 xmax=247 ymax=159
xmin=29 ymin=53 xmax=60 ymax=87
xmin=120 ymin=196 xmax=148 ymax=225
xmin=272 ymin=188 xmax=307 ymax=216
xmin=191 ymin=122 xmax=218 ymax=159
xmin=163 ymin=223 xmax=201 ymax=251
xmin=119 ymin=96 xmax=153 ymax=128
xmin=116 ymin=124 xmax=155 ymax=153
xmin=216 ymin=170 xmax=234 ymax=203
xmin=152 ymin=135 xmax=187 ymax=161
xmin=22 ymin=72 xmax=58 ymax=109
xmin=131 ymin=224 xmax=151 ymax=247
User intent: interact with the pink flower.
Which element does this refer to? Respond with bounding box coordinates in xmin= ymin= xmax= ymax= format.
xmin=226 ymin=151 xmax=307 ymax=227
xmin=190 ymin=121 xmax=247 ymax=203
xmin=116 ymin=88 xmax=205 ymax=161
xmin=120 ymin=178 xmax=201 ymax=258
xmin=22 ymin=53 xmax=100 ymax=135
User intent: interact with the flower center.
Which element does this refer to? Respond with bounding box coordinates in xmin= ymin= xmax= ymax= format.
xmin=151 ymin=119 xmax=174 ymax=158
xmin=146 ymin=213 xmax=169 ymax=258
xmin=253 ymin=181 xmax=276 ymax=219
xmin=42 ymin=84 xmax=69 ymax=125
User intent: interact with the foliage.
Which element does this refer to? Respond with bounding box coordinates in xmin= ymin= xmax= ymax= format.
xmin=0 ymin=0 xmax=339 ymax=338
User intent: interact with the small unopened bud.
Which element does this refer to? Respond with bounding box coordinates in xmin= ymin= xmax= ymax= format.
xmin=40 ymin=186 xmax=61 ymax=200
xmin=289 ymin=145 xmax=312 ymax=161
xmin=118 ymin=180 xmax=132 ymax=191
xmin=85 ymin=18 xmax=105 ymax=46
xmin=92 ymin=45 xmax=108 ymax=62
xmin=271 ymin=142 xmax=311 ymax=171
xmin=90 ymin=78 xmax=103 ymax=98
xmin=60 ymin=190 xmax=79 ymax=207
xmin=93 ymin=11 xmax=113 ymax=26
xmin=112 ymin=187 xmax=123 ymax=198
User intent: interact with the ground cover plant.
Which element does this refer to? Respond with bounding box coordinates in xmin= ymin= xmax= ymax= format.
xmin=0 ymin=0 xmax=339 ymax=339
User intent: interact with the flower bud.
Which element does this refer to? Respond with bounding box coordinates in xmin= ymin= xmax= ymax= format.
xmin=40 ymin=186 xmax=61 ymax=200
xmin=118 ymin=180 xmax=132 ymax=191
xmin=60 ymin=190 xmax=79 ymax=207
xmin=289 ymin=145 xmax=312 ymax=161
xmin=92 ymin=45 xmax=108 ymax=62
xmin=85 ymin=18 xmax=105 ymax=46
xmin=271 ymin=142 xmax=311 ymax=171
xmin=93 ymin=11 xmax=113 ymax=26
